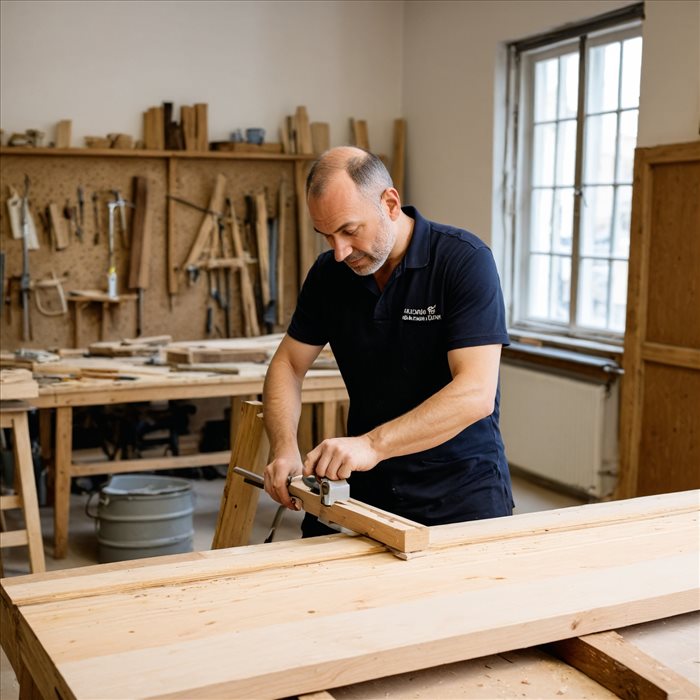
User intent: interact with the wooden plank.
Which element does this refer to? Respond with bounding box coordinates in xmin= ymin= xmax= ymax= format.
xmin=194 ymin=103 xmax=208 ymax=151
xmin=70 ymin=450 xmax=231 ymax=477
xmin=390 ymin=118 xmax=406 ymax=199
xmin=228 ymin=201 xmax=260 ymax=337
xmin=641 ymin=342 xmax=700 ymax=370
xmin=294 ymin=106 xmax=313 ymax=155
xmin=47 ymin=202 xmax=69 ymax=250
xmin=127 ymin=176 xmax=151 ymax=290
xmin=52 ymin=406 xmax=72 ymax=559
xmin=548 ymin=630 xmax=700 ymax=699
xmin=429 ymin=489 xmax=700 ymax=549
xmin=310 ymin=122 xmax=330 ymax=155
xmin=0 ymin=530 xmax=28 ymax=547
xmin=13 ymin=511 xmax=698 ymax=699
xmin=167 ymin=159 xmax=178 ymax=297
xmin=287 ymin=478 xmax=430 ymax=554
xmin=276 ymin=178 xmax=288 ymax=325
xmin=183 ymin=173 xmax=227 ymax=269
xmin=295 ymin=159 xmax=316 ymax=280
xmin=351 ymin=118 xmax=370 ymax=150
xmin=211 ymin=401 xmax=269 ymax=548
xmin=54 ymin=120 xmax=71 ymax=149
xmin=254 ymin=191 xmax=271 ymax=307
xmin=180 ymin=106 xmax=196 ymax=151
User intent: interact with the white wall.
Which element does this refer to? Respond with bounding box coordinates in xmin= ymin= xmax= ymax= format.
xmin=402 ymin=0 xmax=700 ymax=245
xmin=0 ymin=0 xmax=403 ymax=155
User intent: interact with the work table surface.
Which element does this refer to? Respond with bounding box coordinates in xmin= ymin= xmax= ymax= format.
xmin=1 ymin=491 xmax=698 ymax=699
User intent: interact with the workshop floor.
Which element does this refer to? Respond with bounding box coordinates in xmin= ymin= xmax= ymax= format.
xmin=0 ymin=474 xmax=586 ymax=697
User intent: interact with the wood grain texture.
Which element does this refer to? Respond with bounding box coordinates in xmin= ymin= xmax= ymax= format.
xmin=548 ymin=630 xmax=700 ymax=699
xmin=2 ymin=493 xmax=697 ymax=699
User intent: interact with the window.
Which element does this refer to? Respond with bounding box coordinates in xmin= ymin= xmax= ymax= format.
xmin=507 ymin=4 xmax=644 ymax=342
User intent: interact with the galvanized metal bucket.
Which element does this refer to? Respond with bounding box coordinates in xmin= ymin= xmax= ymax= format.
xmin=88 ymin=474 xmax=195 ymax=563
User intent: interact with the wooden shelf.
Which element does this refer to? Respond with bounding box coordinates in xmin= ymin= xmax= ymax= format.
xmin=0 ymin=146 xmax=316 ymax=161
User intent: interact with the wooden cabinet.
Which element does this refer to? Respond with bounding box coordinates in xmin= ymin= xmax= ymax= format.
xmin=0 ymin=148 xmax=316 ymax=348
xmin=617 ymin=141 xmax=700 ymax=497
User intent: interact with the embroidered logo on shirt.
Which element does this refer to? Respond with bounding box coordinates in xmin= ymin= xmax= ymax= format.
xmin=402 ymin=305 xmax=442 ymax=322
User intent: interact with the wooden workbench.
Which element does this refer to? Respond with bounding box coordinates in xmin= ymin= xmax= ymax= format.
xmin=1 ymin=491 xmax=697 ymax=699
xmin=24 ymin=337 xmax=347 ymax=558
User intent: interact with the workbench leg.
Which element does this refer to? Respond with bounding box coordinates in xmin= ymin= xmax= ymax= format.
xmin=12 ymin=411 xmax=46 ymax=573
xmin=53 ymin=406 xmax=72 ymax=559
xmin=212 ymin=400 xmax=268 ymax=549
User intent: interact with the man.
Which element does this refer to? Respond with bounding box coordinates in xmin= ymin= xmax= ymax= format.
xmin=263 ymin=146 xmax=513 ymax=536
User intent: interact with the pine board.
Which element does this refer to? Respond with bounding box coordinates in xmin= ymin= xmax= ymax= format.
xmin=1 ymin=492 xmax=698 ymax=699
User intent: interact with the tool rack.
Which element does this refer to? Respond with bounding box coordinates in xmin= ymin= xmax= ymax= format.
xmin=0 ymin=147 xmax=317 ymax=349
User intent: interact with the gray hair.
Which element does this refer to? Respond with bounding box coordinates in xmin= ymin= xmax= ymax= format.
xmin=306 ymin=148 xmax=393 ymax=200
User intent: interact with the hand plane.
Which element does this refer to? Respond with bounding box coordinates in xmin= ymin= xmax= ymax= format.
xmin=232 ymin=466 xmax=429 ymax=555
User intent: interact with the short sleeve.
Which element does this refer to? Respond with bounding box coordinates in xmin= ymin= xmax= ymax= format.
xmin=287 ymin=257 xmax=330 ymax=347
xmin=444 ymin=246 xmax=510 ymax=350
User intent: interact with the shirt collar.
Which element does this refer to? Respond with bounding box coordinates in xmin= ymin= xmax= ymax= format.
xmin=402 ymin=206 xmax=430 ymax=269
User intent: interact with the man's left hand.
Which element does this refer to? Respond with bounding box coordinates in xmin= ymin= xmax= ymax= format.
xmin=303 ymin=435 xmax=379 ymax=481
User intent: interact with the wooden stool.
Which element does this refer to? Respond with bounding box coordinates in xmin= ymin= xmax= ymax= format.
xmin=0 ymin=401 xmax=46 ymax=573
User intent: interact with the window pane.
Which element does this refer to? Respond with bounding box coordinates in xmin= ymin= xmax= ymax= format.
xmin=558 ymin=52 xmax=579 ymax=119
xmin=530 ymin=188 xmax=553 ymax=252
xmin=581 ymin=185 xmax=613 ymax=256
xmin=528 ymin=254 xmax=551 ymax=319
xmin=550 ymin=255 xmax=571 ymax=322
xmin=620 ymin=37 xmax=642 ymax=109
xmin=556 ymin=119 xmax=577 ymax=186
xmin=578 ymin=258 xmax=610 ymax=329
xmin=609 ymin=260 xmax=629 ymax=331
xmin=533 ymin=123 xmax=556 ymax=186
xmin=612 ymin=185 xmax=632 ymax=258
xmin=617 ymin=109 xmax=638 ymax=183
xmin=584 ymin=113 xmax=617 ymax=184
xmin=534 ymin=58 xmax=558 ymax=122
xmin=587 ymin=42 xmax=620 ymax=113
xmin=552 ymin=187 xmax=574 ymax=254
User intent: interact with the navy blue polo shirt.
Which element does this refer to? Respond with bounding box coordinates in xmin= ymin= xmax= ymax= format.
xmin=288 ymin=206 xmax=513 ymax=527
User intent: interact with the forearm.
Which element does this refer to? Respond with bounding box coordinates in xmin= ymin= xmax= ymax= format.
xmin=262 ymin=357 xmax=304 ymax=458
xmin=367 ymin=375 xmax=493 ymax=461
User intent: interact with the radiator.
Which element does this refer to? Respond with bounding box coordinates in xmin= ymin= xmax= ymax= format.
xmin=499 ymin=363 xmax=619 ymax=498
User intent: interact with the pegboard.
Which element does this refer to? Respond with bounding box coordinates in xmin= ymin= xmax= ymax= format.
xmin=0 ymin=149 xmax=314 ymax=350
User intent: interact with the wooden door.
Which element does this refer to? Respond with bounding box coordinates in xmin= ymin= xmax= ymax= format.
xmin=617 ymin=141 xmax=700 ymax=498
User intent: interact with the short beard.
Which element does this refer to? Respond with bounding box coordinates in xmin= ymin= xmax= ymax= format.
xmin=345 ymin=207 xmax=394 ymax=276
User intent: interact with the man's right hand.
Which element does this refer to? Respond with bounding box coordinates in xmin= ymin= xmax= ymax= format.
xmin=264 ymin=454 xmax=303 ymax=510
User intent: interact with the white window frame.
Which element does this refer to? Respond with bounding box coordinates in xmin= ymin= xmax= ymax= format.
xmin=504 ymin=5 xmax=644 ymax=347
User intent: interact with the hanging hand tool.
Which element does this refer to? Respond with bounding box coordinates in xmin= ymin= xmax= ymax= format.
xmin=111 ymin=190 xmax=130 ymax=247
xmin=7 ymin=186 xmax=39 ymax=249
xmin=92 ymin=192 xmax=101 ymax=244
xmin=19 ymin=175 xmax=32 ymax=341
xmin=34 ymin=272 xmax=68 ymax=316
xmin=127 ymin=177 xmax=151 ymax=336
xmin=63 ymin=200 xmax=83 ymax=243
xmin=263 ymin=215 xmax=278 ymax=333
xmin=77 ymin=186 xmax=85 ymax=229
xmin=106 ymin=199 xmax=119 ymax=298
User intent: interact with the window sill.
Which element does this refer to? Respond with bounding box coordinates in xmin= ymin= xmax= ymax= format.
xmin=503 ymin=330 xmax=623 ymax=384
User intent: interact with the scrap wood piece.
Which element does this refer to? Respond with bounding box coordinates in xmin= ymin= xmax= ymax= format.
xmin=182 ymin=173 xmax=227 ymax=270
xmin=0 ymin=368 xmax=38 ymax=400
xmin=547 ymin=630 xmax=700 ymax=699
xmin=288 ymin=477 xmax=430 ymax=554
xmin=165 ymin=346 xmax=269 ymax=365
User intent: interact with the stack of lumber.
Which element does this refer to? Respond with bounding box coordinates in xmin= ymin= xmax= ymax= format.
xmin=0 ymin=369 xmax=38 ymax=400
xmin=165 ymin=345 xmax=269 ymax=367
xmin=1 ymin=491 xmax=697 ymax=699
xmin=88 ymin=336 xmax=171 ymax=357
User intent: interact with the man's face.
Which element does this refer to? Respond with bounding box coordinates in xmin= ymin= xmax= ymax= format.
xmin=308 ymin=173 xmax=395 ymax=276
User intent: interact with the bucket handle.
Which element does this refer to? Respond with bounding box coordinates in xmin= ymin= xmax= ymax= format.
xmin=85 ymin=490 xmax=104 ymax=520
